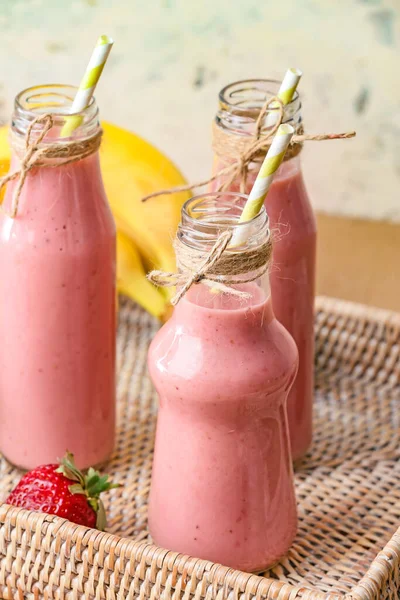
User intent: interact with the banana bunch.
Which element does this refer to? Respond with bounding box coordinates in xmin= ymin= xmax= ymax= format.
xmin=0 ymin=122 xmax=190 ymax=321
xmin=116 ymin=231 xmax=171 ymax=320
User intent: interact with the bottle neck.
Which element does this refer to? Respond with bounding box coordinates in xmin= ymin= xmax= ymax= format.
xmin=4 ymin=85 xmax=103 ymax=219
xmin=215 ymin=78 xmax=303 ymax=139
xmin=11 ymin=84 xmax=101 ymax=146
xmin=177 ymin=193 xmax=271 ymax=301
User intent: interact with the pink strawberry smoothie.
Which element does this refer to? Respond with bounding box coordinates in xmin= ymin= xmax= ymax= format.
xmin=264 ymin=159 xmax=316 ymax=460
xmin=212 ymin=157 xmax=316 ymax=460
xmin=148 ymin=283 xmax=298 ymax=571
xmin=0 ymin=146 xmax=116 ymax=470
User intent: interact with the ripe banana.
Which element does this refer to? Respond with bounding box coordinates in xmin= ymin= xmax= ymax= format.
xmin=0 ymin=126 xmax=9 ymax=178
xmin=116 ymin=231 xmax=168 ymax=320
xmin=100 ymin=122 xmax=190 ymax=274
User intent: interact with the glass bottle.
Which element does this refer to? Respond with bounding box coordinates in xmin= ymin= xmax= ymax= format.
xmin=0 ymin=85 xmax=116 ymax=470
xmin=148 ymin=192 xmax=298 ymax=572
xmin=212 ymin=79 xmax=317 ymax=460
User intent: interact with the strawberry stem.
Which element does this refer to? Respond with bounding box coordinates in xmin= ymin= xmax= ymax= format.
xmin=55 ymin=452 xmax=119 ymax=530
xmin=56 ymin=451 xmax=86 ymax=487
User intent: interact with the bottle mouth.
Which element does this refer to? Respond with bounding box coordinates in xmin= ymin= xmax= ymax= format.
xmin=12 ymin=84 xmax=99 ymax=139
xmin=179 ymin=192 xmax=270 ymax=251
xmin=217 ymin=78 xmax=302 ymax=136
xmin=219 ymin=78 xmax=299 ymax=112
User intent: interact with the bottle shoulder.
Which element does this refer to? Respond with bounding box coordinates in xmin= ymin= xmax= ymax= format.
xmin=148 ymin=310 xmax=298 ymax=397
xmin=0 ymin=152 xmax=115 ymax=250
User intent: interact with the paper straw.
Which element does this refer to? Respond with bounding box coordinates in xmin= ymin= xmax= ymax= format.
xmin=61 ymin=34 xmax=114 ymax=137
xmin=265 ymin=67 xmax=302 ymax=128
xmin=230 ymin=123 xmax=294 ymax=247
xmin=277 ymin=67 xmax=302 ymax=104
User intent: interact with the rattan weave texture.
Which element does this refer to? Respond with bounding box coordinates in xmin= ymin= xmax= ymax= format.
xmin=0 ymin=296 xmax=399 ymax=600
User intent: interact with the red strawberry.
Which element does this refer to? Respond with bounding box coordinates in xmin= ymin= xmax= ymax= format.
xmin=6 ymin=452 xmax=119 ymax=530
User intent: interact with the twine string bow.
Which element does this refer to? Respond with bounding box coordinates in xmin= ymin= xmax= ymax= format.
xmin=0 ymin=113 xmax=102 ymax=218
xmin=148 ymin=230 xmax=273 ymax=306
xmin=142 ymin=95 xmax=355 ymax=202
xmin=1 ymin=114 xmax=54 ymax=218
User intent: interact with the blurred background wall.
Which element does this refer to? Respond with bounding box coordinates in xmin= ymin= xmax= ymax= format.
xmin=0 ymin=0 xmax=398 ymax=220
xmin=0 ymin=0 xmax=398 ymax=308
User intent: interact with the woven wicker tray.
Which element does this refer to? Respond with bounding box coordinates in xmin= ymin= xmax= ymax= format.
xmin=0 ymin=297 xmax=399 ymax=600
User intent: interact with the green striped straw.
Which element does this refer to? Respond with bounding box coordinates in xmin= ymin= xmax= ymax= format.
xmin=230 ymin=124 xmax=294 ymax=247
xmin=277 ymin=67 xmax=302 ymax=104
xmin=61 ymin=34 xmax=114 ymax=138
xmin=265 ymin=67 xmax=302 ymax=128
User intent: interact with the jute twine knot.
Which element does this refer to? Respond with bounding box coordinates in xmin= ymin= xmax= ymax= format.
xmin=148 ymin=230 xmax=273 ymax=305
xmin=142 ymin=96 xmax=356 ymax=202
xmin=0 ymin=113 xmax=102 ymax=218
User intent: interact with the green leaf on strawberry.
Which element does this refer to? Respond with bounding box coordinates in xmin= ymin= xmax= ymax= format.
xmin=7 ymin=451 xmax=119 ymax=530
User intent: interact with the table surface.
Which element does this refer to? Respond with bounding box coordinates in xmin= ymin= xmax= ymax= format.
xmin=316 ymin=213 xmax=400 ymax=312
